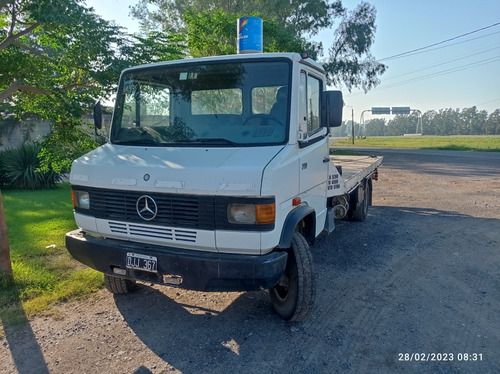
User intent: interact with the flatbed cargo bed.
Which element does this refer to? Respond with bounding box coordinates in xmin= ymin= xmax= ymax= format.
xmin=328 ymin=155 xmax=383 ymax=196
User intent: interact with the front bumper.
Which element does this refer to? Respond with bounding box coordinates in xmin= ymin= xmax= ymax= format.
xmin=65 ymin=229 xmax=287 ymax=292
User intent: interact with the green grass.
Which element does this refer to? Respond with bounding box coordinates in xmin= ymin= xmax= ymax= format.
xmin=0 ymin=183 xmax=104 ymax=328
xmin=332 ymin=136 xmax=500 ymax=152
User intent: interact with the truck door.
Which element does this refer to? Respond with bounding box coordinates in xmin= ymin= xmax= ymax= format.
xmin=298 ymin=71 xmax=329 ymax=236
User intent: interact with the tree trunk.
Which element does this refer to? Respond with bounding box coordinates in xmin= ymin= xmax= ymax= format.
xmin=0 ymin=191 xmax=13 ymax=276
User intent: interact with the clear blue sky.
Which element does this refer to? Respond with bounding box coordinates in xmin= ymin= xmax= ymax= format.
xmin=86 ymin=0 xmax=500 ymax=120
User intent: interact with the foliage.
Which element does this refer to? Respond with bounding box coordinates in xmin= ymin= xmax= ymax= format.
xmin=323 ymin=2 xmax=387 ymax=92
xmin=184 ymin=9 xmax=237 ymax=57
xmin=0 ymin=0 xmax=119 ymax=171
xmin=131 ymin=0 xmax=344 ymax=36
xmin=262 ymin=17 xmax=319 ymax=58
xmin=363 ymin=118 xmax=385 ymax=137
xmin=1 ymin=0 xmax=187 ymax=172
xmin=37 ymin=120 xmax=100 ymax=174
xmin=422 ymin=107 xmax=491 ymax=136
xmin=340 ymin=107 xmax=500 ymax=137
xmin=183 ymin=9 xmax=313 ymax=57
xmin=0 ymin=184 xmax=104 ymax=324
xmin=485 ymin=109 xmax=500 ymax=135
xmin=0 ymin=0 xmax=122 ymax=117
xmin=0 ymin=142 xmax=60 ymax=189
xmin=118 ymin=31 xmax=187 ymax=64
xmin=385 ymin=114 xmax=418 ymax=136
xmin=131 ymin=0 xmax=387 ymax=91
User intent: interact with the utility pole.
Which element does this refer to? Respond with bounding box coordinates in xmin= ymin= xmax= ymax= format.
xmin=344 ymin=105 xmax=354 ymax=144
xmin=0 ymin=191 xmax=13 ymax=276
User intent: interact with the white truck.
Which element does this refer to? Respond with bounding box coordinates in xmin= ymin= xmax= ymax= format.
xmin=65 ymin=52 xmax=382 ymax=322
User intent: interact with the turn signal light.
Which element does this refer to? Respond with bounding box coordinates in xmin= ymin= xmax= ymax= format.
xmin=255 ymin=203 xmax=276 ymax=225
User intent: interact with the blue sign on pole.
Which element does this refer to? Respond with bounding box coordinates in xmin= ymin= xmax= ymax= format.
xmin=391 ymin=107 xmax=411 ymax=115
xmin=371 ymin=107 xmax=391 ymax=115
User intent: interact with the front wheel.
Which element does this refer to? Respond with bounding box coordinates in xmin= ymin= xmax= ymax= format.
xmin=269 ymin=232 xmax=315 ymax=322
xmin=104 ymin=274 xmax=137 ymax=294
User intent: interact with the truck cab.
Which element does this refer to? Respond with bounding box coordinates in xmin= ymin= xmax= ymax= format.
xmin=66 ymin=53 xmax=378 ymax=322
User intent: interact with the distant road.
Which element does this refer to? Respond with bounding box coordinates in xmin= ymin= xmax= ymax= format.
xmin=331 ymin=146 xmax=500 ymax=163
xmin=331 ymin=147 xmax=500 ymax=176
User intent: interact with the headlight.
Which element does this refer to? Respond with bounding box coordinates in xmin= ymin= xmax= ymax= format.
xmin=72 ymin=190 xmax=90 ymax=209
xmin=227 ymin=203 xmax=275 ymax=225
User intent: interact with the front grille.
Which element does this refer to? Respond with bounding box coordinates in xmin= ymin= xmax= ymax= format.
xmin=80 ymin=187 xmax=216 ymax=230
xmin=108 ymin=221 xmax=197 ymax=242
xmin=73 ymin=186 xmax=275 ymax=232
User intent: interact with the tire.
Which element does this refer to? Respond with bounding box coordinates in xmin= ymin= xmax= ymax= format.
xmin=349 ymin=179 xmax=370 ymax=222
xmin=269 ymin=232 xmax=315 ymax=322
xmin=104 ymin=274 xmax=137 ymax=294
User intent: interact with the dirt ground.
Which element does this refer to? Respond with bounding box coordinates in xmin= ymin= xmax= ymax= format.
xmin=1 ymin=148 xmax=499 ymax=374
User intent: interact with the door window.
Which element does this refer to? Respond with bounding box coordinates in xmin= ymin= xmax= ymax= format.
xmin=299 ymin=72 xmax=322 ymax=139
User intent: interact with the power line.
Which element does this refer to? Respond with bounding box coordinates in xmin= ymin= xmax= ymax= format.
xmin=477 ymin=98 xmax=500 ymax=107
xmin=384 ymin=31 xmax=500 ymax=60
xmin=385 ymin=56 xmax=500 ymax=87
xmin=383 ymin=46 xmax=500 ymax=81
xmin=348 ymin=56 xmax=500 ymax=95
xmin=377 ymin=57 xmax=500 ymax=91
xmin=377 ymin=22 xmax=500 ymax=62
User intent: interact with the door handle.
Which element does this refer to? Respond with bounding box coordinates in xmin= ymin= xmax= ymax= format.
xmin=323 ymin=156 xmax=330 ymax=163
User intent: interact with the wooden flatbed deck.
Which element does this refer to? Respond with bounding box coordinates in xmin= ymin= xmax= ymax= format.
xmin=328 ymin=155 xmax=383 ymax=195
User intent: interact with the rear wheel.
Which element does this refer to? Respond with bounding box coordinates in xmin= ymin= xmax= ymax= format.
xmin=349 ymin=179 xmax=371 ymax=222
xmin=104 ymin=274 xmax=137 ymax=294
xmin=269 ymin=232 xmax=315 ymax=322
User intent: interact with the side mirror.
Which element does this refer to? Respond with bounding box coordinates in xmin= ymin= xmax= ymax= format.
xmin=93 ymin=101 xmax=103 ymax=130
xmin=321 ymin=90 xmax=343 ymax=128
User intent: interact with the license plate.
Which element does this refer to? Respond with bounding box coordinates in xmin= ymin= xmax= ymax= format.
xmin=126 ymin=252 xmax=158 ymax=273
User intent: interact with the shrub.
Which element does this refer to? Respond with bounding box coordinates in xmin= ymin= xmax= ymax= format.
xmin=0 ymin=143 xmax=61 ymax=189
xmin=38 ymin=121 xmax=100 ymax=174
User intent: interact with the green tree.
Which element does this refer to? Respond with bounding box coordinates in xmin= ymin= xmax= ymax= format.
xmin=422 ymin=110 xmax=437 ymax=135
xmin=430 ymin=108 xmax=460 ymax=135
xmin=386 ymin=114 xmax=419 ymax=136
xmin=183 ymin=9 xmax=314 ymax=58
xmin=485 ymin=109 xmax=500 ymax=135
xmin=183 ymin=9 xmax=237 ymax=57
xmin=323 ymin=2 xmax=386 ymax=92
xmin=1 ymin=0 xmax=121 ymax=112
xmin=424 ymin=107 xmax=497 ymax=136
xmin=459 ymin=106 xmax=487 ymax=135
xmin=365 ymin=118 xmax=386 ymax=136
xmin=1 ymin=0 xmax=186 ymax=172
xmin=0 ymin=0 xmax=186 ymax=274
xmin=1 ymin=0 xmax=123 ymax=173
xmin=132 ymin=0 xmax=344 ymax=35
xmin=131 ymin=0 xmax=386 ymax=92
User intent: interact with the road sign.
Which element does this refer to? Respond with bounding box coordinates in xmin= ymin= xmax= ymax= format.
xmin=371 ymin=107 xmax=391 ymax=115
xmin=391 ymin=106 xmax=411 ymax=115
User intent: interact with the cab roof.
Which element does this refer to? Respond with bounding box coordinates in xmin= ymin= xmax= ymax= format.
xmin=122 ymin=52 xmax=325 ymax=75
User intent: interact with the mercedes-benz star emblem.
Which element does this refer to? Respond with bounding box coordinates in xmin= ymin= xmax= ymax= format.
xmin=136 ymin=195 xmax=158 ymax=221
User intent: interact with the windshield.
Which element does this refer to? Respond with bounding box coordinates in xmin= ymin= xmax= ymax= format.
xmin=110 ymin=60 xmax=291 ymax=146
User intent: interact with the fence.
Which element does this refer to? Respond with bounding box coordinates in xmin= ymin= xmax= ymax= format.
xmin=0 ymin=115 xmax=112 ymax=151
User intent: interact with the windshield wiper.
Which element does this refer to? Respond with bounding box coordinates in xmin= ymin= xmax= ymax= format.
xmin=190 ymin=138 xmax=238 ymax=146
xmin=112 ymin=139 xmax=162 ymax=146
xmin=112 ymin=138 xmax=239 ymax=147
